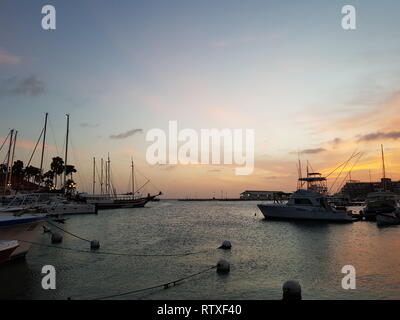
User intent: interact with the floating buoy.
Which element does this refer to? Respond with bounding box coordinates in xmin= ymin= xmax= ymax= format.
xmin=90 ymin=240 xmax=100 ymax=250
xmin=217 ymin=259 xmax=230 ymax=274
xmin=51 ymin=232 xmax=63 ymax=244
xmin=219 ymin=240 xmax=232 ymax=250
xmin=282 ymin=280 xmax=302 ymax=300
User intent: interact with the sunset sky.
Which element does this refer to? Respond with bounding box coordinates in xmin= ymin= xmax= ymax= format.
xmin=1 ymin=0 xmax=400 ymax=198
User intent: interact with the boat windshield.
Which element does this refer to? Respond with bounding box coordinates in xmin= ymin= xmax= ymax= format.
xmin=294 ymin=198 xmax=313 ymax=205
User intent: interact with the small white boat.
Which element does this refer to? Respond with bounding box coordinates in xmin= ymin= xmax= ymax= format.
xmin=36 ymin=200 xmax=97 ymax=216
xmin=1 ymin=193 xmax=97 ymax=216
xmin=258 ymin=189 xmax=354 ymax=222
xmin=0 ymin=213 xmax=46 ymax=260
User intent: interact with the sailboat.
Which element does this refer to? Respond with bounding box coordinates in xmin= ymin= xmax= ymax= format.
xmin=363 ymin=145 xmax=400 ymax=221
xmin=78 ymin=157 xmax=161 ymax=209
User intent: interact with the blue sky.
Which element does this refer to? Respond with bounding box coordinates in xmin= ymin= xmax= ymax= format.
xmin=1 ymin=0 xmax=400 ymax=196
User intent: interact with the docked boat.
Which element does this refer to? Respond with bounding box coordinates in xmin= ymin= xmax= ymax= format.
xmin=257 ymin=171 xmax=353 ymax=222
xmin=0 ymin=240 xmax=19 ymax=265
xmin=1 ymin=193 xmax=97 ymax=216
xmin=0 ymin=213 xmax=46 ymax=260
xmin=376 ymin=211 xmax=400 ymax=226
xmin=79 ymin=192 xmax=161 ymax=209
xmin=363 ymin=191 xmax=400 ymax=221
xmin=258 ymin=189 xmax=353 ymax=222
xmin=79 ymin=157 xmax=162 ymax=209
xmin=363 ymin=145 xmax=399 ymax=221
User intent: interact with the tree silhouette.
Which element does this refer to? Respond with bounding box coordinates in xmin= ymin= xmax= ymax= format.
xmin=65 ymin=165 xmax=77 ymax=179
xmin=11 ymin=160 xmax=24 ymax=182
xmin=25 ymin=165 xmax=41 ymax=183
xmin=50 ymin=157 xmax=64 ymax=188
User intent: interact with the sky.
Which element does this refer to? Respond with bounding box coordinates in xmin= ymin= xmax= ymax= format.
xmin=1 ymin=0 xmax=400 ymax=198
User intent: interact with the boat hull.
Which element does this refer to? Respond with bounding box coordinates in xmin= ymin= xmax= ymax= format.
xmin=0 ymin=216 xmax=45 ymax=260
xmin=0 ymin=240 xmax=19 ymax=265
xmin=44 ymin=203 xmax=97 ymax=216
xmin=257 ymin=204 xmax=353 ymax=222
xmin=376 ymin=212 xmax=400 ymax=226
xmin=89 ymin=197 xmax=153 ymax=210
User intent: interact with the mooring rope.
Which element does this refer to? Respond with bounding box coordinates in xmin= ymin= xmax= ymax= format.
xmin=46 ymin=220 xmax=91 ymax=243
xmin=16 ymin=239 xmax=211 ymax=257
xmin=90 ymin=265 xmax=217 ymax=300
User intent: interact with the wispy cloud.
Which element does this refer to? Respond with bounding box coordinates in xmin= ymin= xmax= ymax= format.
xmin=291 ymin=147 xmax=326 ymax=155
xmin=0 ymin=48 xmax=21 ymax=65
xmin=80 ymin=122 xmax=99 ymax=128
xmin=0 ymin=75 xmax=44 ymax=97
xmin=357 ymin=131 xmax=400 ymax=142
xmin=109 ymin=128 xmax=143 ymax=139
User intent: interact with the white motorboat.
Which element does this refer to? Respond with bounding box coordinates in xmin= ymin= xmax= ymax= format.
xmin=35 ymin=200 xmax=97 ymax=216
xmin=0 ymin=213 xmax=46 ymax=260
xmin=1 ymin=193 xmax=97 ymax=216
xmin=258 ymin=189 xmax=354 ymax=222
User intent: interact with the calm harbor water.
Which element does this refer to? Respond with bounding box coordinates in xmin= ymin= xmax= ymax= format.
xmin=1 ymin=200 xmax=400 ymax=300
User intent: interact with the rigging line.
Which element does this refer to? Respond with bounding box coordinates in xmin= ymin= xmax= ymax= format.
xmin=336 ymin=152 xmax=364 ymax=194
xmin=90 ymin=266 xmax=217 ymax=300
xmin=0 ymin=131 xmax=11 ymax=154
xmin=26 ymin=128 xmax=44 ymax=167
xmin=325 ymin=150 xmax=360 ymax=178
xmin=327 ymin=151 xmax=359 ymax=194
xmin=135 ymin=167 xmax=161 ymax=192
xmin=68 ymin=136 xmax=88 ymax=193
xmin=48 ymin=119 xmax=60 ymax=156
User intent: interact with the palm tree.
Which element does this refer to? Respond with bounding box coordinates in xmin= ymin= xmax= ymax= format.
xmin=43 ymin=170 xmax=55 ymax=189
xmin=65 ymin=165 xmax=77 ymax=179
xmin=11 ymin=160 xmax=24 ymax=184
xmin=25 ymin=165 xmax=41 ymax=183
xmin=50 ymin=157 xmax=64 ymax=188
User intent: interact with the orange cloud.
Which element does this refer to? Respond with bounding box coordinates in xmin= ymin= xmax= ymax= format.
xmin=0 ymin=48 xmax=21 ymax=65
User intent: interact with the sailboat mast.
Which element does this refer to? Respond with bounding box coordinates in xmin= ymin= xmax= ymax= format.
xmin=100 ymin=158 xmax=104 ymax=195
xmin=39 ymin=113 xmax=48 ymax=182
xmin=63 ymin=114 xmax=70 ymax=189
xmin=105 ymin=159 xmax=108 ymax=194
xmin=107 ymin=154 xmax=111 ymax=195
xmin=381 ymin=144 xmax=386 ymax=191
xmin=3 ymin=129 xmax=14 ymax=194
xmin=8 ymin=130 xmax=18 ymax=187
xmin=93 ymin=157 xmax=96 ymax=195
xmin=131 ymin=157 xmax=135 ymax=198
